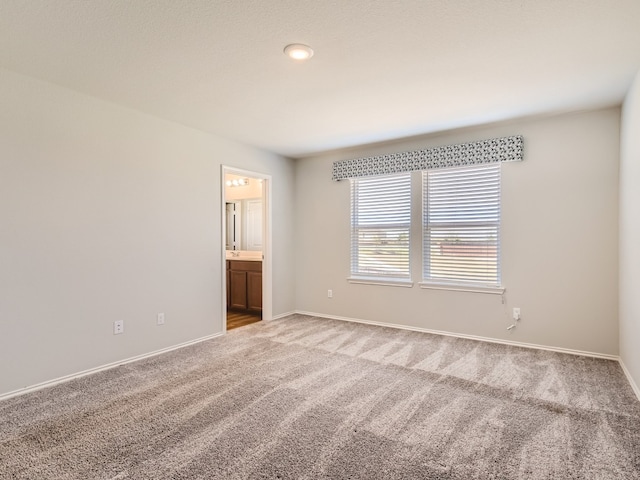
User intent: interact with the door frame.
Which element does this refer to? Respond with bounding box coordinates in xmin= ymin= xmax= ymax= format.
xmin=225 ymin=201 xmax=241 ymax=250
xmin=221 ymin=166 xmax=272 ymax=332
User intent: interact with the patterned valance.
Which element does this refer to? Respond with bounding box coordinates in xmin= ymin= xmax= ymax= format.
xmin=332 ymin=135 xmax=523 ymax=181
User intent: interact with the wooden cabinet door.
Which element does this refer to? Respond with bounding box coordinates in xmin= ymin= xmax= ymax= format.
xmin=227 ymin=260 xmax=261 ymax=313
xmin=229 ymin=270 xmax=248 ymax=309
xmin=247 ymin=271 xmax=262 ymax=312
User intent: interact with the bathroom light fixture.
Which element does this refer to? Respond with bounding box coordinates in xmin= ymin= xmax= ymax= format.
xmin=226 ymin=178 xmax=250 ymax=188
xmin=284 ymin=44 xmax=314 ymax=60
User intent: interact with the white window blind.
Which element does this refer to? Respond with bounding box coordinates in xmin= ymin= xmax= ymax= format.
xmin=351 ymin=173 xmax=411 ymax=280
xmin=423 ymin=164 xmax=501 ymax=287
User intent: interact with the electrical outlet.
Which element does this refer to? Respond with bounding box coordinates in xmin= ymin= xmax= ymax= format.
xmin=157 ymin=313 xmax=165 ymax=325
xmin=114 ymin=320 xmax=124 ymax=335
xmin=513 ymin=308 xmax=521 ymax=321
xmin=328 ymin=289 xmax=333 ymax=298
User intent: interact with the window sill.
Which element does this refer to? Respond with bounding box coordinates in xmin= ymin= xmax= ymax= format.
xmin=348 ymin=277 xmax=414 ymax=288
xmin=419 ymin=281 xmax=505 ymax=295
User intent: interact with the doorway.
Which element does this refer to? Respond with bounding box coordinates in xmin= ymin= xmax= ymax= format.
xmin=221 ymin=167 xmax=271 ymax=332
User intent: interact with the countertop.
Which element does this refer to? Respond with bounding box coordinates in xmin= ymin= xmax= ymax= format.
xmin=226 ymin=251 xmax=262 ymax=261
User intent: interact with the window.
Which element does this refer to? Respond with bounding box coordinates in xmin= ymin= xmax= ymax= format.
xmin=423 ymin=163 xmax=501 ymax=289
xmin=350 ymin=173 xmax=411 ymax=283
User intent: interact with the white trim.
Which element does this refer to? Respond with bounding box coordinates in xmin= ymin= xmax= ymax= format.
xmin=221 ymin=166 xmax=273 ymax=327
xmin=4 ymin=315 xmax=635 ymax=404
xmin=271 ymin=311 xmax=297 ymax=321
xmin=619 ymin=359 xmax=640 ymax=401
xmin=293 ymin=310 xmax=619 ymax=361
xmin=419 ymin=281 xmax=505 ymax=295
xmin=348 ymin=277 xmax=414 ymax=288
xmin=0 ymin=333 xmax=223 ymax=402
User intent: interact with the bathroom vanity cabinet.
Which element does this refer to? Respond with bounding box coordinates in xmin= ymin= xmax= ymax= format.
xmin=226 ymin=260 xmax=262 ymax=313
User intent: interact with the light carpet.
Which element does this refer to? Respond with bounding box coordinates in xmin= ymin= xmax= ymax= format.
xmin=1 ymin=314 xmax=639 ymax=479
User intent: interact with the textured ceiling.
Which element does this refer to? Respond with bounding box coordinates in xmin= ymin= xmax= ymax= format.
xmin=1 ymin=0 xmax=639 ymax=157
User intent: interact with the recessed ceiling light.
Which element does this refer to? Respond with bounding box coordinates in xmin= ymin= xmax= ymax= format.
xmin=284 ymin=44 xmax=314 ymax=61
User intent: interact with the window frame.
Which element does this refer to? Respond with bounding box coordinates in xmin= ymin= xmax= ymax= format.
xmin=420 ymin=163 xmax=504 ymax=294
xmin=348 ymin=173 xmax=413 ymax=287
xmin=346 ymin=164 xmax=505 ymax=294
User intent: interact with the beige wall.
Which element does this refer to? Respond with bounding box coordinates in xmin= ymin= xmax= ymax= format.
xmin=620 ymin=71 xmax=640 ymax=392
xmin=0 ymin=68 xmax=295 ymax=396
xmin=295 ymin=108 xmax=620 ymax=355
xmin=0 ymin=63 xmax=627 ymax=397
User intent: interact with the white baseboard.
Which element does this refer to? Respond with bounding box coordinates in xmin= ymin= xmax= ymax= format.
xmin=5 ymin=313 xmax=635 ymax=404
xmin=271 ymin=311 xmax=297 ymax=320
xmin=294 ymin=310 xmax=620 ymax=361
xmin=0 ymin=332 xmax=223 ymax=402
xmin=619 ymin=359 xmax=640 ymax=402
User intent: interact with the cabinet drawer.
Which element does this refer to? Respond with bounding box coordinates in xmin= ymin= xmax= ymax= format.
xmin=228 ymin=260 xmax=262 ymax=272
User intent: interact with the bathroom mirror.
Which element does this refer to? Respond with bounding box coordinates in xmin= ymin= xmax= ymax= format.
xmin=224 ymin=174 xmax=263 ymax=251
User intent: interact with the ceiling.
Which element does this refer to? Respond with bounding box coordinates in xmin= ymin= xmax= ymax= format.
xmin=1 ymin=1 xmax=639 ymax=158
